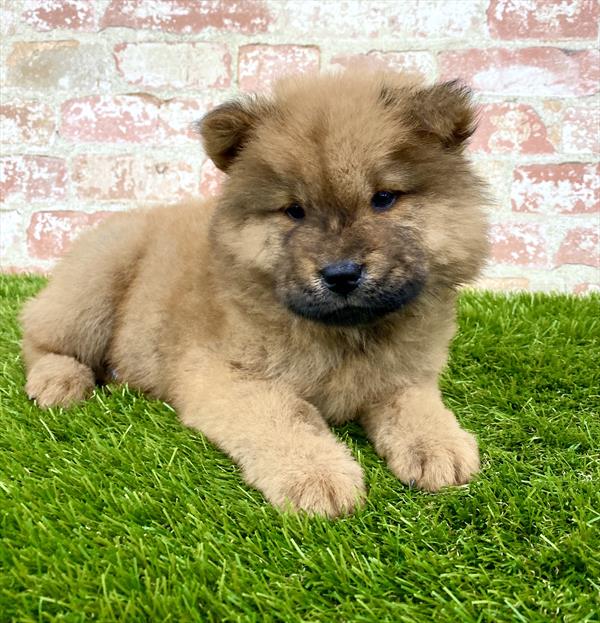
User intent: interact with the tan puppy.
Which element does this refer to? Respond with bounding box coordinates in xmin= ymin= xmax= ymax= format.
xmin=21 ymin=71 xmax=489 ymax=517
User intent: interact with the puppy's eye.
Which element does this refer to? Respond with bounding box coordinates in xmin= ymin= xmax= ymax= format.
xmin=284 ymin=203 xmax=305 ymax=221
xmin=371 ymin=191 xmax=398 ymax=212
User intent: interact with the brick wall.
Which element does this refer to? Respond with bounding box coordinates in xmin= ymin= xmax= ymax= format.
xmin=1 ymin=0 xmax=598 ymax=292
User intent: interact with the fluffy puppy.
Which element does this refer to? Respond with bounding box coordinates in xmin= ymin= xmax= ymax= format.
xmin=21 ymin=71 xmax=489 ymax=517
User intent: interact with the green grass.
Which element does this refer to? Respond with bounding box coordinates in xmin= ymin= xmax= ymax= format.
xmin=1 ymin=274 xmax=599 ymax=623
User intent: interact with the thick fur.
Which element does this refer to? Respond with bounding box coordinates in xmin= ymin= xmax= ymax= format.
xmin=21 ymin=71 xmax=489 ymax=517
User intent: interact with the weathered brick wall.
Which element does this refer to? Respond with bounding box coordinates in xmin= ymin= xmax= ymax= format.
xmin=1 ymin=0 xmax=598 ymax=292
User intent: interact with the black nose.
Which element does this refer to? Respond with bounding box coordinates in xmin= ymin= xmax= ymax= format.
xmin=320 ymin=261 xmax=364 ymax=295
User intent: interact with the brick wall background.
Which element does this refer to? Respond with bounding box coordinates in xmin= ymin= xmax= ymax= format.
xmin=0 ymin=0 xmax=598 ymax=292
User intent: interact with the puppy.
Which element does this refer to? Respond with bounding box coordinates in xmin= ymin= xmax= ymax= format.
xmin=21 ymin=71 xmax=489 ymax=517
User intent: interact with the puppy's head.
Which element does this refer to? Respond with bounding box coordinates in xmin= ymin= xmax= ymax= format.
xmin=200 ymin=71 xmax=489 ymax=326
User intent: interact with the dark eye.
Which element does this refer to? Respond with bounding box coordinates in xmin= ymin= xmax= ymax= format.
xmin=284 ymin=203 xmax=305 ymax=221
xmin=371 ymin=191 xmax=397 ymax=212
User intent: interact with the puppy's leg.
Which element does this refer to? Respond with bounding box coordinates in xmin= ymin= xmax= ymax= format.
xmin=172 ymin=350 xmax=366 ymax=517
xmin=23 ymin=348 xmax=95 ymax=409
xmin=21 ymin=213 xmax=144 ymax=408
xmin=22 ymin=282 xmax=110 ymax=408
xmin=361 ymin=384 xmax=479 ymax=491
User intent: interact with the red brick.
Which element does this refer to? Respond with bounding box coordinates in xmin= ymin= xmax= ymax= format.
xmin=330 ymin=51 xmax=437 ymax=80
xmin=22 ymin=0 xmax=97 ymax=31
xmin=6 ymin=41 xmax=113 ymax=91
xmin=278 ymin=1 xmax=384 ymax=37
xmin=511 ymin=163 xmax=599 ymax=214
xmin=238 ymin=45 xmax=320 ymax=91
xmin=488 ymin=0 xmax=598 ymax=39
xmin=279 ymin=0 xmax=485 ymax=39
xmin=200 ymin=159 xmax=226 ymax=196
xmin=0 ymin=100 xmax=55 ymax=145
xmin=102 ymin=0 xmax=272 ymax=34
xmin=573 ymin=282 xmax=600 ymax=294
xmin=60 ymin=95 xmax=212 ymax=144
xmin=27 ymin=211 xmax=113 ymax=261
xmin=440 ymin=48 xmax=599 ymax=97
xmin=72 ymin=155 xmax=199 ymax=201
xmin=556 ymin=227 xmax=599 ymax=267
xmin=114 ymin=42 xmax=231 ymax=90
xmin=489 ymin=223 xmax=549 ymax=267
xmin=471 ymin=103 xmax=554 ymax=154
xmin=160 ymin=97 xmax=214 ymax=144
xmin=388 ymin=0 xmax=487 ymax=38
xmin=562 ymin=107 xmax=599 ymax=154
xmin=61 ymin=95 xmax=161 ymax=143
xmin=0 ymin=156 xmax=67 ymax=203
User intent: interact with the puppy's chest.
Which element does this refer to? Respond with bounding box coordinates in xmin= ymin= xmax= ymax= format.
xmin=266 ymin=344 xmax=399 ymax=424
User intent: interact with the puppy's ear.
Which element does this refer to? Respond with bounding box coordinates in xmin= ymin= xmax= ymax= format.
xmin=381 ymin=80 xmax=476 ymax=149
xmin=413 ymin=81 xmax=477 ymax=148
xmin=197 ymin=97 xmax=271 ymax=172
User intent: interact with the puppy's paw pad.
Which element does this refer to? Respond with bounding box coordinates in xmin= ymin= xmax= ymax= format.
xmin=390 ymin=429 xmax=480 ymax=492
xmin=26 ymin=354 xmax=94 ymax=409
xmin=277 ymin=457 xmax=366 ymax=518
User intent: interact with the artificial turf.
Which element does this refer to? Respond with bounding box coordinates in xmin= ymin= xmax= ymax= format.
xmin=0 ymin=274 xmax=598 ymax=622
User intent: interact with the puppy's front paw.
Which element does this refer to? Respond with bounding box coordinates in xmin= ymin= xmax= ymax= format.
xmin=388 ymin=428 xmax=480 ymax=492
xmin=264 ymin=452 xmax=366 ymax=518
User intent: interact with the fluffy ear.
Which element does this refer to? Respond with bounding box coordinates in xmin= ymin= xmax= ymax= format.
xmin=412 ymin=80 xmax=477 ymax=148
xmin=380 ymin=79 xmax=476 ymax=149
xmin=197 ymin=97 xmax=271 ymax=172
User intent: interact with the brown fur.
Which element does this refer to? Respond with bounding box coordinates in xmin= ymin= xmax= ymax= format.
xmin=21 ymin=71 xmax=489 ymax=517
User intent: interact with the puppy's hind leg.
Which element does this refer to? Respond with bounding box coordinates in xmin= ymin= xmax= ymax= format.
xmin=21 ymin=212 xmax=144 ymax=408
xmin=24 ymin=349 xmax=95 ymax=409
xmin=22 ymin=273 xmax=114 ymax=409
